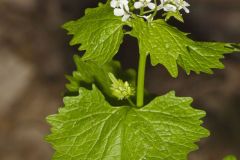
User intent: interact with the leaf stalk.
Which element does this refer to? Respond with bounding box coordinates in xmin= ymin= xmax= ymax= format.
xmin=136 ymin=53 xmax=147 ymax=107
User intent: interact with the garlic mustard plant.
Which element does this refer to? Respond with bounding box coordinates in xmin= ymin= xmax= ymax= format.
xmin=46 ymin=0 xmax=240 ymax=159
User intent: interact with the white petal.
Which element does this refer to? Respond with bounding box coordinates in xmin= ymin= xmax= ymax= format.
xmin=120 ymin=2 xmax=129 ymax=11
xmin=148 ymin=3 xmax=156 ymax=10
xmin=183 ymin=6 xmax=190 ymax=13
xmin=164 ymin=4 xmax=177 ymax=12
xmin=160 ymin=0 xmax=165 ymax=4
xmin=114 ymin=8 xmax=124 ymax=16
xmin=183 ymin=1 xmax=190 ymax=7
xmin=110 ymin=0 xmax=118 ymax=8
xmin=122 ymin=14 xmax=130 ymax=21
xmin=175 ymin=0 xmax=181 ymax=4
xmin=146 ymin=0 xmax=151 ymax=3
xmin=124 ymin=4 xmax=130 ymax=12
xmin=121 ymin=0 xmax=129 ymax=6
xmin=157 ymin=4 xmax=163 ymax=10
xmin=134 ymin=2 xmax=144 ymax=9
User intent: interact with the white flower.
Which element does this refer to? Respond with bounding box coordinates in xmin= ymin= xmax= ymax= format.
xmin=110 ymin=0 xmax=131 ymax=21
xmin=113 ymin=7 xmax=130 ymax=21
xmin=110 ymin=0 xmax=129 ymax=8
xmin=162 ymin=4 xmax=177 ymax=12
xmin=174 ymin=0 xmax=190 ymax=13
xmin=158 ymin=0 xmax=190 ymax=13
xmin=134 ymin=0 xmax=156 ymax=10
xmin=158 ymin=0 xmax=177 ymax=12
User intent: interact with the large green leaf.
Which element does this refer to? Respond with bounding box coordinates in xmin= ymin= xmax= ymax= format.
xmin=63 ymin=4 xmax=125 ymax=64
xmin=130 ymin=18 xmax=240 ymax=77
xmin=46 ymin=86 xmax=209 ymax=160
xmin=66 ymin=55 xmax=136 ymax=98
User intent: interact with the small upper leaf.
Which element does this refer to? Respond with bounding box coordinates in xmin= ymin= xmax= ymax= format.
xmin=163 ymin=11 xmax=184 ymax=23
xmin=46 ymin=86 xmax=209 ymax=160
xmin=66 ymin=55 xmax=136 ymax=98
xmin=130 ymin=18 xmax=240 ymax=77
xmin=63 ymin=4 xmax=125 ymax=64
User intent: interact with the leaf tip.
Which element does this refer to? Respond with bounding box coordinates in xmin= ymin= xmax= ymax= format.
xmin=230 ymin=43 xmax=240 ymax=51
xmin=169 ymin=70 xmax=179 ymax=78
xmin=168 ymin=90 xmax=176 ymax=96
xmin=62 ymin=20 xmax=74 ymax=31
xmin=46 ymin=114 xmax=56 ymax=124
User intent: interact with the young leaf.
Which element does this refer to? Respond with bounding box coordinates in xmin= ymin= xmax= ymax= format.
xmin=63 ymin=4 xmax=125 ymax=64
xmin=46 ymin=86 xmax=209 ymax=160
xmin=130 ymin=18 xmax=240 ymax=77
xmin=163 ymin=11 xmax=184 ymax=23
xmin=66 ymin=55 xmax=136 ymax=98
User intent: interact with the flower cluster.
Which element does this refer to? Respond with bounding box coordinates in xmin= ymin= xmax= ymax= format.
xmin=110 ymin=0 xmax=190 ymax=21
xmin=108 ymin=73 xmax=135 ymax=100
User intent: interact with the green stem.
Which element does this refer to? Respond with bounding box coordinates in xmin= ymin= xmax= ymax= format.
xmin=143 ymin=9 xmax=155 ymax=15
xmin=140 ymin=7 xmax=144 ymax=16
xmin=136 ymin=53 xmax=147 ymax=107
xmin=149 ymin=0 xmax=158 ymax=21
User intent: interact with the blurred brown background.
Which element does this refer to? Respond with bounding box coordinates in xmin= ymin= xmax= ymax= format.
xmin=0 ymin=0 xmax=239 ymax=160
